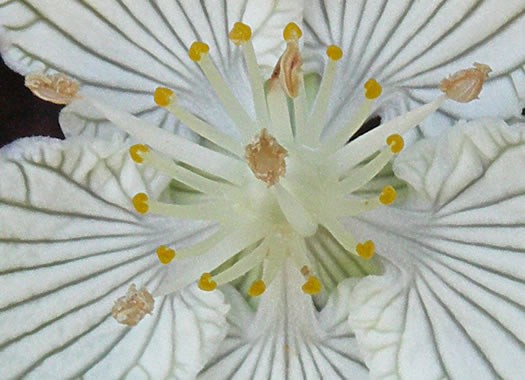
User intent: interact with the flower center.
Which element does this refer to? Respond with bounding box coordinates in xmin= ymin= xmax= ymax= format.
xmin=26 ymin=22 xmax=490 ymax=303
xmin=126 ymin=22 xmax=489 ymax=298
xmin=129 ymin=20 xmax=470 ymax=299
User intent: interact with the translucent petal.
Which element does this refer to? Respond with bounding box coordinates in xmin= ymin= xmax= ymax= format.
xmin=347 ymin=119 xmax=525 ymax=379
xmin=304 ymin=0 xmax=525 ymax=138
xmin=0 ymin=0 xmax=304 ymax=139
xmin=0 ymin=137 xmax=223 ymax=379
xmin=199 ymin=262 xmax=368 ymax=379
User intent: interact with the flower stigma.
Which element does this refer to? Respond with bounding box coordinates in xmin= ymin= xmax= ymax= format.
xmin=24 ymin=22 xmax=490 ymax=315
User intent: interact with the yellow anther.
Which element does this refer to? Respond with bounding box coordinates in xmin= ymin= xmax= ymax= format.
xmin=154 ymin=87 xmax=174 ymax=107
xmin=379 ymin=186 xmax=397 ymax=206
xmin=156 ymin=245 xmax=176 ymax=265
xmin=356 ymin=240 xmax=375 ymax=260
xmin=386 ymin=134 xmax=404 ymax=154
xmin=129 ymin=144 xmax=150 ymax=163
xmin=229 ymin=22 xmax=252 ymax=45
xmin=364 ymin=78 xmax=382 ymax=99
xmin=302 ymin=276 xmax=322 ymax=295
xmin=188 ymin=42 xmax=210 ymax=62
xmin=283 ymin=22 xmax=302 ymax=41
xmin=198 ymin=273 xmax=217 ymax=292
xmin=248 ymin=280 xmax=266 ymax=297
xmin=326 ymin=45 xmax=343 ymax=61
xmin=132 ymin=193 xmax=149 ymax=214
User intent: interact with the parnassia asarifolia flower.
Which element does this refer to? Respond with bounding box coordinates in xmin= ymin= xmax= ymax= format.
xmin=25 ymin=22 xmax=490 ymax=322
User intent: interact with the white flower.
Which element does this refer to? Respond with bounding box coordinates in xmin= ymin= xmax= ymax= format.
xmin=0 ymin=1 xmax=524 ymax=379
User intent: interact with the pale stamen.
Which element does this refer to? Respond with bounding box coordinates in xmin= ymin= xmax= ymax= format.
xmin=321 ymin=79 xmax=381 ymax=153
xmin=132 ymin=192 xmax=228 ymax=220
xmin=189 ymin=42 xmax=258 ymax=142
xmin=319 ymin=214 xmax=359 ymax=254
xmin=183 ymin=225 xmax=267 ymax=263
xmin=154 ymin=87 xmax=244 ymax=157
xmin=273 ymin=183 xmax=318 ymax=237
xmin=300 ymin=45 xmax=343 ymax=147
xmin=340 ymin=134 xmax=403 ymax=192
xmin=293 ymin=79 xmax=308 ymax=138
xmin=130 ymin=145 xmax=234 ymax=195
xmin=229 ymin=22 xmax=271 ymax=130
xmin=262 ymin=244 xmax=287 ymax=287
xmin=337 ymin=186 xmax=397 ymax=217
xmin=174 ymin=229 xmax=230 ymax=260
xmin=267 ymin=68 xmax=294 ymax=142
xmin=289 ymin=235 xmax=314 ymax=275
xmin=213 ymin=238 xmax=269 ymax=285
xmin=85 ymin=97 xmax=247 ymax=185
xmin=330 ymin=95 xmax=447 ymax=176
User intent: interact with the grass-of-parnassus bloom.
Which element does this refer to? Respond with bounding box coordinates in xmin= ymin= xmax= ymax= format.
xmin=1 ymin=1 xmax=525 ymax=379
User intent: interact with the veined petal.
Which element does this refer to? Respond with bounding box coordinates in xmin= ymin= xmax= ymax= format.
xmin=304 ymin=0 xmax=525 ymax=137
xmin=347 ymin=119 xmax=525 ymax=379
xmin=0 ymin=136 xmax=225 ymax=379
xmin=199 ymin=261 xmax=368 ymax=380
xmin=0 ymin=0 xmax=303 ymax=139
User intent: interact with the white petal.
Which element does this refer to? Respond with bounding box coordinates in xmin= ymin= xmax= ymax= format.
xmin=304 ymin=0 xmax=525 ymax=137
xmin=0 ymin=0 xmax=303 ymax=139
xmin=199 ymin=261 xmax=368 ymax=379
xmin=347 ymin=119 xmax=525 ymax=379
xmin=0 ymin=136 xmax=221 ymax=378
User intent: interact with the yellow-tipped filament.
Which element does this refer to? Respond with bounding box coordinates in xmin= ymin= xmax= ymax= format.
xmin=283 ymin=22 xmax=302 ymax=41
xmin=154 ymin=87 xmax=174 ymax=107
xmin=156 ymin=246 xmax=176 ymax=265
xmin=326 ymin=45 xmax=343 ymax=61
xmin=379 ymin=186 xmax=397 ymax=206
xmin=387 ymin=134 xmax=404 ymax=153
xmin=356 ymin=240 xmax=375 ymax=260
xmin=229 ymin=22 xmax=252 ymax=45
xmin=198 ymin=273 xmax=217 ymax=292
xmin=302 ymin=276 xmax=322 ymax=295
xmin=188 ymin=42 xmax=210 ymax=62
xmin=364 ymin=78 xmax=382 ymax=99
xmin=248 ymin=280 xmax=266 ymax=297
xmin=108 ymin=21 xmax=484 ymax=298
xmin=132 ymin=193 xmax=149 ymax=214
xmin=129 ymin=144 xmax=150 ymax=163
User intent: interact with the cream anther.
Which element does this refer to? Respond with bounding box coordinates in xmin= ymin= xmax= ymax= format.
xmin=111 ymin=284 xmax=154 ymax=326
xmin=25 ymin=73 xmax=79 ymax=105
xmin=275 ymin=41 xmax=303 ymax=98
xmin=440 ymin=63 xmax=491 ymax=103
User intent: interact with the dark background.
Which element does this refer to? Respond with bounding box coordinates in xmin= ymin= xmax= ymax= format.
xmin=0 ymin=59 xmax=64 ymax=148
